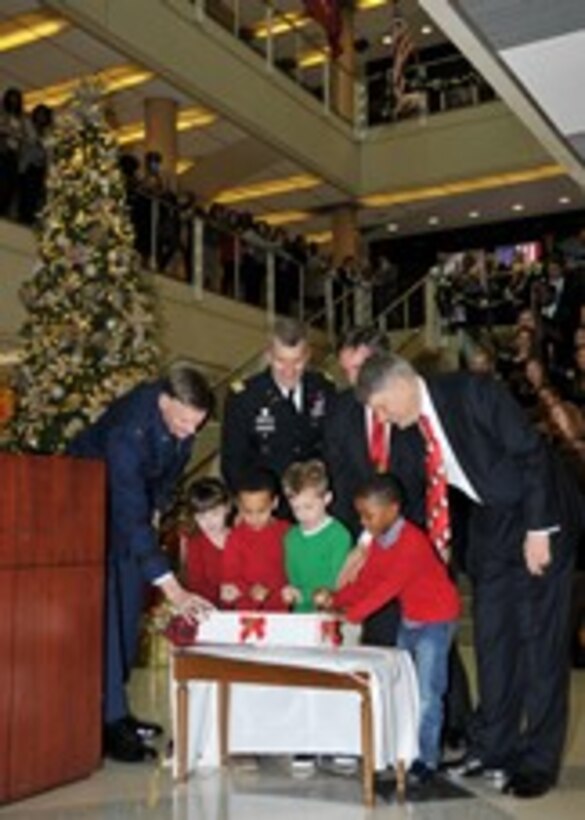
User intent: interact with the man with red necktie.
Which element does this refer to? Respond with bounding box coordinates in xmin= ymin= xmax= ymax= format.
xmin=356 ymin=352 xmax=583 ymax=799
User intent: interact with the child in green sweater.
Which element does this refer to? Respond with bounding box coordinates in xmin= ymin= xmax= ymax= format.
xmin=282 ymin=460 xmax=352 ymax=612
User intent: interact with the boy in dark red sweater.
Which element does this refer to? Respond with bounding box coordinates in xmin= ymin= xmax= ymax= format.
xmin=315 ymin=474 xmax=460 ymax=781
xmin=221 ymin=471 xmax=290 ymax=611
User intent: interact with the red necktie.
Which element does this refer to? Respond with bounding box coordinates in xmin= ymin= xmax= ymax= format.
xmin=418 ymin=414 xmax=450 ymax=562
xmin=369 ymin=414 xmax=389 ymax=473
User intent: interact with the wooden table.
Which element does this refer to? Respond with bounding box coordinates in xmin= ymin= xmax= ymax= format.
xmin=173 ymin=648 xmax=407 ymax=806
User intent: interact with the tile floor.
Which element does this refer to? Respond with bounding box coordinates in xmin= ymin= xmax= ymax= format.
xmin=1 ymin=666 xmax=584 ymax=820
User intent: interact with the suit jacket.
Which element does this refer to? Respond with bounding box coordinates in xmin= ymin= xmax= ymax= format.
xmin=324 ymin=388 xmax=426 ymax=537
xmin=426 ymin=373 xmax=558 ymax=532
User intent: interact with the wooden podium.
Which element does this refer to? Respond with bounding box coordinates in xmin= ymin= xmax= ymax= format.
xmin=0 ymin=453 xmax=105 ymax=804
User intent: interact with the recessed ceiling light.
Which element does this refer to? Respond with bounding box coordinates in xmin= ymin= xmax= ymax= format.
xmin=381 ymin=34 xmax=393 ymax=46
xmin=421 ymin=25 xmax=433 ymax=35
xmin=558 ymin=196 xmax=571 ymax=205
xmin=214 ymin=174 xmax=321 ymax=205
xmin=428 ymin=216 xmax=440 ymax=226
xmin=386 ymin=222 xmax=399 ymax=233
xmin=361 ymin=164 xmax=562 ymax=208
xmin=468 ymin=210 xmax=480 ymax=219
xmin=511 ymin=203 xmax=525 ymax=212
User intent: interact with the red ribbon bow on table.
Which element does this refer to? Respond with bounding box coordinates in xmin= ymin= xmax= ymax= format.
xmin=162 ymin=615 xmax=199 ymax=647
xmin=320 ymin=619 xmax=343 ymax=647
xmin=239 ymin=615 xmax=267 ymax=643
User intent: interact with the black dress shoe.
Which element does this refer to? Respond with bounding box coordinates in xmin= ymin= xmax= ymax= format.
xmin=444 ymin=754 xmax=485 ymax=778
xmin=408 ymin=760 xmax=436 ymax=785
xmin=502 ymin=770 xmax=554 ymax=798
xmin=124 ymin=714 xmax=164 ymax=740
xmin=104 ymin=719 xmax=158 ymax=763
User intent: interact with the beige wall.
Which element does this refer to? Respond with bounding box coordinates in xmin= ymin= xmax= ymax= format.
xmin=361 ymin=101 xmax=552 ymax=192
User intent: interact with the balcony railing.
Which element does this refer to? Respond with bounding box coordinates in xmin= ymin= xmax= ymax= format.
xmin=166 ymin=0 xmax=498 ymax=132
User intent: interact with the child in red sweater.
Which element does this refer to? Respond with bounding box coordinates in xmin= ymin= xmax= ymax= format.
xmin=315 ymin=474 xmax=460 ymax=781
xmin=182 ymin=477 xmax=232 ymax=608
xmin=221 ymin=471 xmax=290 ymax=611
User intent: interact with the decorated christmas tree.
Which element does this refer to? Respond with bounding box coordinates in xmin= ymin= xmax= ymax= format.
xmin=12 ymin=82 xmax=160 ymax=453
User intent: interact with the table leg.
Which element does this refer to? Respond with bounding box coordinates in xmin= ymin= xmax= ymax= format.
xmin=218 ymin=681 xmax=230 ymax=766
xmin=395 ymin=759 xmax=406 ymax=802
xmin=176 ymin=681 xmax=189 ymax=783
xmin=360 ymin=687 xmax=375 ymax=807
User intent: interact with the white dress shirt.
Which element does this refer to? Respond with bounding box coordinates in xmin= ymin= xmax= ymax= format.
xmin=418 ymin=377 xmax=481 ymax=503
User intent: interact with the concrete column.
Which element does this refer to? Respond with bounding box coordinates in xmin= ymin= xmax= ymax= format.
xmin=144 ymin=97 xmax=178 ymax=186
xmin=331 ymin=204 xmax=359 ymax=267
xmin=332 ymin=6 xmax=356 ymax=122
xmin=331 ymin=204 xmax=360 ymax=333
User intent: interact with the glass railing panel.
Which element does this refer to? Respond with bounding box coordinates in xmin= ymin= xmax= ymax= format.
xmin=365 ymin=52 xmax=497 ymax=127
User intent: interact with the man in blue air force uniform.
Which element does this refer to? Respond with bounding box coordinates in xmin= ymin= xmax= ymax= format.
xmin=69 ymin=362 xmax=214 ymax=762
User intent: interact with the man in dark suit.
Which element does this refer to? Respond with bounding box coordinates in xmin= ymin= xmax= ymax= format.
xmin=69 ymin=363 xmax=214 ymax=762
xmin=221 ymin=318 xmax=335 ymax=501
xmin=356 ymin=352 xmax=580 ymax=798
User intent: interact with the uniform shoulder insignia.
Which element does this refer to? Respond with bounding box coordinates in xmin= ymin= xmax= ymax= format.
xmin=230 ymin=379 xmax=246 ymax=394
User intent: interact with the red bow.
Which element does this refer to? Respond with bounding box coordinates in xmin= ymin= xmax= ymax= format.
xmin=239 ymin=615 xmax=267 ymax=643
xmin=320 ymin=619 xmax=342 ymax=647
xmin=162 ymin=615 xmax=199 ymax=647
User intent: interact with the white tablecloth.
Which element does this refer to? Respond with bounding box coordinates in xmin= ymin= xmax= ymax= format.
xmin=172 ymin=644 xmax=419 ymax=773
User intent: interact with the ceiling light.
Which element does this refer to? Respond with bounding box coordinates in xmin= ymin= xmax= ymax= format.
xmin=428 ymin=216 xmax=440 ymax=226
xmin=558 ymin=196 xmax=571 ymax=205
xmin=178 ymin=107 xmax=217 ymax=129
xmin=298 ymin=50 xmax=328 ymax=68
xmin=468 ymin=210 xmax=480 ymax=219
xmin=421 ymin=25 xmax=434 ymax=36
xmin=381 ymin=34 xmax=393 ymax=46
xmin=305 ymin=230 xmax=332 ymax=244
xmin=116 ymin=106 xmax=216 ymax=146
xmin=260 ymin=210 xmax=311 ymax=226
xmin=214 ymin=174 xmax=321 ymax=205
xmin=361 ymin=164 xmax=564 ymax=208
xmin=176 ymin=159 xmax=195 ymax=175
xmin=386 ymin=222 xmax=399 ymax=233
xmin=357 ymin=0 xmax=389 ymax=9
xmin=511 ymin=203 xmax=525 ymax=212
xmin=24 ymin=63 xmax=153 ymax=110
xmin=0 ymin=11 xmax=69 ymax=53
xmin=253 ymin=12 xmax=308 ymax=39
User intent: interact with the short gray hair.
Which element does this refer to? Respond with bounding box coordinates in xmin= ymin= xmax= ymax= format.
xmin=355 ymin=353 xmax=416 ymax=403
xmin=271 ymin=317 xmax=307 ymax=348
